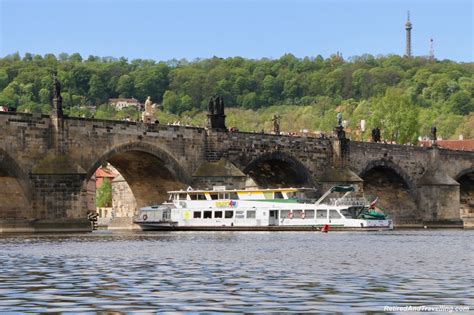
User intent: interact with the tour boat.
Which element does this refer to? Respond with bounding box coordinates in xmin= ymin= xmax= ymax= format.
xmin=133 ymin=185 xmax=393 ymax=231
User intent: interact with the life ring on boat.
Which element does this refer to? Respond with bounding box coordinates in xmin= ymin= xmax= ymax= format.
xmin=301 ymin=212 xmax=305 ymax=219
xmin=288 ymin=212 xmax=294 ymax=219
xmin=142 ymin=214 xmax=148 ymax=221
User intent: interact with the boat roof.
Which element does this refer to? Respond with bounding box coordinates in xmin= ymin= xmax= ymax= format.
xmin=167 ymin=187 xmax=317 ymax=194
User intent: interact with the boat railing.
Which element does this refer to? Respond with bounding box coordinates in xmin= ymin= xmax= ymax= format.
xmin=327 ymin=197 xmax=369 ymax=206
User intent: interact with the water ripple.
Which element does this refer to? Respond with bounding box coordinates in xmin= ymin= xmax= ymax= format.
xmin=0 ymin=230 xmax=472 ymax=312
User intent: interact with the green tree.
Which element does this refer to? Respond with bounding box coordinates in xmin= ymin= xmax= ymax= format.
xmin=178 ymin=94 xmax=193 ymax=114
xmin=95 ymin=104 xmax=117 ymax=120
xmin=162 ymin=90 xmax=180 ymax=114
xmin=0 ymin=93 xmax=15 ymax=108
xmin=0 ymin=69 xmax=9 ymax=91
xmin=96 ymin=178 xmax=112 ymax=207
xmin=242 ymin=92 xmax=258 ymax=109
xmin=116 ymin=74 xmax=135 ymax=97
xmin=133 ymin=63 xmax=169 ymax=102
xmin=370 ymin=88 xmax=419 ymax=144
xmin=88 ymin=74 xmax=107 ymax=105
xmin=38 ymin=88 xmax=50 ymax=104
xmin=448 ymin=90 xmax=473 ymax=115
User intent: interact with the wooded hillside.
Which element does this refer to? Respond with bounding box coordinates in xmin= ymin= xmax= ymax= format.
xmin=1 ymin=52 xmax=472 ymax=141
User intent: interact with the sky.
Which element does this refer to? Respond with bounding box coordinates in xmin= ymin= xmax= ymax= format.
xmin=0 ymin=0 xmax=472 ymax=62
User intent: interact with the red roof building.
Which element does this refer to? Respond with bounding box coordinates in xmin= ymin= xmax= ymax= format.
xmin=419 ymin=140 xmax=474 ymax=152
xmin=95 ymin=167 xmax=118 ymax=188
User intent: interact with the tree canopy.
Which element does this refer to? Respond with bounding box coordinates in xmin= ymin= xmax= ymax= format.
xmin=0 ymin=52 xmax=472 ymax=141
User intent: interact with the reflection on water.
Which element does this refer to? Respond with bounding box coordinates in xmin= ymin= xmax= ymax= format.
xmin=0 ymin=230 xmax=472 ymax=312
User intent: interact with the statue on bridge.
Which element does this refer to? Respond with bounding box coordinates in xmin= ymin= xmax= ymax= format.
xmin=333 ymin=112 xmax=346 ymax=139
xmin=336 ymin=112 xmax=343 ymax=128
xmin=272 ymin=114 xmax=281 ymax=135
xmin=142 ymin=96 xmax=154 ymax=123
xmin=207 ymin=95 xmax=226 ymax=131
xmin=431 ymin=126 xmax=437 ymax=146
xmin=52 ymin=71 xmax=63 ymax=118
xmin=52 ymin=72 xmax=62 ymax=101
xmin=371 ymin=127 xmax=381 ymax=143
xmin=208 ymin=95 xmax=225 ymax=116
xmin=431 ymin=126 xmax=437 ymax=141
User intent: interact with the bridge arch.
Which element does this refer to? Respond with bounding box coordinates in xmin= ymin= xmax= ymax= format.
xmin=360 ymin=159 xmax=418 ymax=223
xmin=455 ymin=167 xmax=474 ymax=216
xmin=243 ymin=151 xmax=314 ymax=188
xmin=0 ymin=149 xmax=34 ymax=219
xmin=86 ymin=142 xmax=192 ymax=209
xmin=360 ymin=159 xmax=415 ymax=194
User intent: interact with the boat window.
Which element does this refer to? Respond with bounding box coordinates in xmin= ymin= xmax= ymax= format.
xmin=340 ymin=209 xmax=354 ymax=218
xmin=178 ymin=193 xmax=187 ymax=200
xmin=286 ymin=192 xmax=296 ymax=199
xmin=197 ymin=194 xmax=206 ymax=200
xmin=316 ymin=209 xmax=327 ymax=219
xmin=203 ymin=211 xmax=212 ymax=219
xmin=225 ymin=210 xmax=233 ymax=219
xmin=193 ymin=211 xmax=201 ymax=218
xmin=280 ymin=210 xmax=291 ymax=218
xmin=229 ymin=192 xmax=239 ymax=200
xmin=263 ymin=192 xmax=273 ymax=200
xmin=304 ymin=210 xmax=315 ymax=219
xmin=275 ymin=192 xmax=284 ymax=199
xmin=210 ymin=193 xmax=218 ymax=200
xmin=235 ymin=210 xmax=245 ymax=219
xmin=293 ymin=210 xmax=303 ymax=218
xmin=329 ymin=210 xmax=342 ymax=219
xmin=215 ymin=211 xmax=223 ymax=218
xmin=218 ymin=193 xmax=229 ymax=200
xmin=247 ymin=210 xmax=256 ymax=219
xmin=190 ymin=194 xmax=197 ymax=200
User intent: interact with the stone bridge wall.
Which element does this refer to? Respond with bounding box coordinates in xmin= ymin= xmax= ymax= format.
xmin=205 ymin=130 xmax=333 ymax=177
xmin=0 ymin=112 xmax=473 ymax=232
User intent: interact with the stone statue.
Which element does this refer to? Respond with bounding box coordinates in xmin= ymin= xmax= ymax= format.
xmin=51 ymin=71 xmax=63 ymax=117
xmin=144 ymin=96 xmax=153 ymax=113
xmin=208 ymin=97 xmax=215 ymax=114
xmin=214 ymin=96 xmax=220 ymax=114
xmin=431 ymin=126 xmax=437 ymax=141
xmin=217 ymin=96 xmax=224 ymax=115
xmin=52 ymin=72 xmax=62 ymax=100
xmin=272 ymin=114 xmax=280 ymax=135
xmin=371 ymin=127 xmax=381 ymax=143
xmin=207 ymin=95 xmax=227 ymax=130
xmin=142 ymin=96 xmax=154 ymax=123
xmin=336 ymin=112 xmax=343 ymax=127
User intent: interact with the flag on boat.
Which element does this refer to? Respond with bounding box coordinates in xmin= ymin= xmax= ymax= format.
xmin=370 ymin=197 xmax=379 ymax=208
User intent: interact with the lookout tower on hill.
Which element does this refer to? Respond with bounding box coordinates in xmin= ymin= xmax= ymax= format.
xmin=405 ymin=11 xmax=413 ymax=57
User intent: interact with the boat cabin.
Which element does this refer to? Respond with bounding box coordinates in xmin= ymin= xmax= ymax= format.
xmin=166 ymin=187 xmax=316 ymax=202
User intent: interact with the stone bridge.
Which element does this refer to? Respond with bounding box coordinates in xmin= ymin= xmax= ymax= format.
xmin=0 ymin=112 xmax=473 ymax=232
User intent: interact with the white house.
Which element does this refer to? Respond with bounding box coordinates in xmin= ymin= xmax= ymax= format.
xmin=108 ymin=98 xmax=141 ymax=111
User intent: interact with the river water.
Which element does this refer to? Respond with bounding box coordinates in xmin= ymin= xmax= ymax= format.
xmin=0 ymin=230 xmax=472 ymax=313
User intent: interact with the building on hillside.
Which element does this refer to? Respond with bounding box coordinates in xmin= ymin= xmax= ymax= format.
xmin=419 ymin=140 xmax=474 ymax=152
xmin=108 ymin=98 xmax=141 ymax=111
